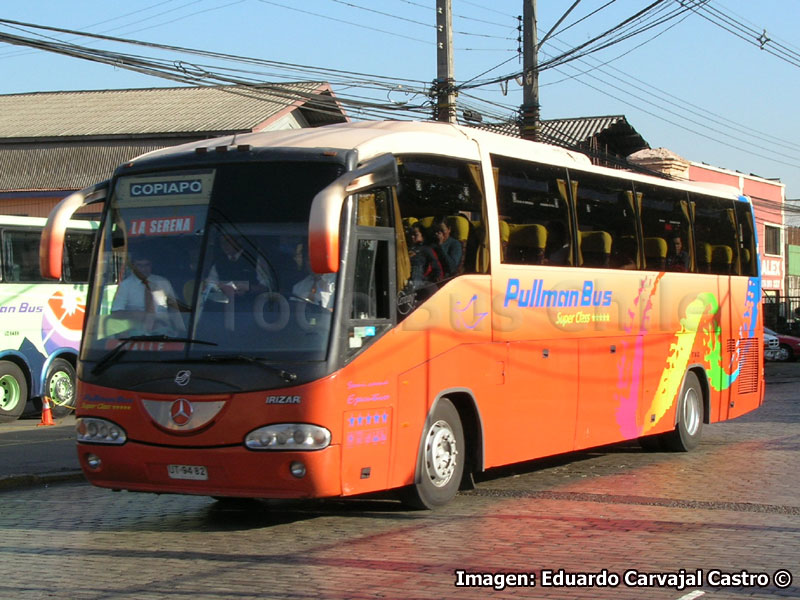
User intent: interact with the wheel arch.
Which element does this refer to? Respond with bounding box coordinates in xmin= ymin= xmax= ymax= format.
xmin=420 ymin=388 xmax=484 ymax=486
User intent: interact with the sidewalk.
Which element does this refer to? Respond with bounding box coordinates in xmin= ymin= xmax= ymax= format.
xmin=0 ymin=413 xmax=83 ymax=491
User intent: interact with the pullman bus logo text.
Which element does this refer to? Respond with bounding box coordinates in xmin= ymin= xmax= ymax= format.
xmin=504 ymin=278 xmax=612 ymax=309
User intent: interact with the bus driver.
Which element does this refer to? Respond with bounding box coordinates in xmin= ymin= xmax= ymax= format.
xmin=111 ymin=252 xmax=185 ymax=335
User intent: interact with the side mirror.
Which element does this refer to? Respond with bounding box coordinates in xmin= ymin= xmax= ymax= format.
xmin=308 ymin=154 xmax=398 ymax=273
xmin=40 ymin=181 xmax=109 ymax=280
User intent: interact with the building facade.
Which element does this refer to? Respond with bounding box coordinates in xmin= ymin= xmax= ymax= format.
xmin=0 ymin=84 xmax=348 ymax=218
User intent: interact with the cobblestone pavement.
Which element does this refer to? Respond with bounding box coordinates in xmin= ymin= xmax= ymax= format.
xmin=0 ymin=367 xmax=797 ymax=600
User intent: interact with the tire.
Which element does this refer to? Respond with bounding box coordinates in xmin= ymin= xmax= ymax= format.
xmin=0 ymin=361 xmax=28 ymax=423
xmin=400 ymin=398 xmax=465 ymax=510
xmin=662 ymin=371 xmax=704 ymax=452
xmin=45 ymin=358 xmax=77 ymax=418
xmin=776 ymin=344 xmax=793 ymax=362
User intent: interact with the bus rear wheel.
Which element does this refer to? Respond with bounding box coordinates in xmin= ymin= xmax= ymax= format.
xmin=0 ymin=361 xmax=28 ymax=423
xmin=662 ymin=371 xmax=704 ymax=452
xmin=400 ymin=398 xmax=464 ymax=510
xmin=45 ymin=358 xmax=77 ymax=418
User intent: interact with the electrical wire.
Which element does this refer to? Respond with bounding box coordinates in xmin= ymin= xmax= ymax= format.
xmin=681 ymin=0 xmax=800 ymax=69
xmin=1 ymin=7 xmax=797 ymax=188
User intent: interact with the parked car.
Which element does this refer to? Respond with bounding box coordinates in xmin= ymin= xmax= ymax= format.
xmin=764 ymin=329 xmax=780 ymax=362
xmin=765 ymin=327 xmax=800 ymax=362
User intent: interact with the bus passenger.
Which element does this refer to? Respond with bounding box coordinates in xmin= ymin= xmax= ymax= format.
xmin=111 ymin=252 xmax=185 ymax=334
xmin=666 ymin=236 xmax=689 ymax=272
xmin=407 ymin=222 xmax=442 ymax=297
xmin=434 ymin=217 xmax=462 ymax=278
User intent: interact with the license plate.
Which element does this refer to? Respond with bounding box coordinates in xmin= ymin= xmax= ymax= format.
xmin=167 ymin=464 xmax=208 ymax=480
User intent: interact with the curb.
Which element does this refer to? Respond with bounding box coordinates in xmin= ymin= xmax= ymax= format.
xmin=0 ymin=470 xmax=85 ymax=492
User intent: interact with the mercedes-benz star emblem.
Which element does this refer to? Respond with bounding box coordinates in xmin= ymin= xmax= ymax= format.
xmin=170 ymin=398 xmax=193 ymax=426
xmin=175 ymin=370 xmax=191 ymax=386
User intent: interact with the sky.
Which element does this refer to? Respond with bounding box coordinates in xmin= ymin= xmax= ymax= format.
xmin=1 ymin=0 xmax=799 ymax=200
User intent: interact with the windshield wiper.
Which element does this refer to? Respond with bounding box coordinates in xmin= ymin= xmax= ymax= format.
xmin=199 ymin=353 xmax=298 ymax=383
xmin=91 ymin=335 xmax=217 ymax=375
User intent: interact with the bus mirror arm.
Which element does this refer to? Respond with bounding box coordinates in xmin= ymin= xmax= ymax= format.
xmin=308 ymin=154 xmax=398 ymax=274
xmin=40 ymin=180 xmax=109 ymax=280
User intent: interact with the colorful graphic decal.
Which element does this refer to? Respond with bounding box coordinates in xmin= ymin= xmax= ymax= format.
xmin=81 ymin=393 xmax=134 ymax=411
xmin=705 ymin=275 xmax=760 ymax=392
xmin=41 ymin=289 xmax=86 ymax=355
xmin=614 ymin=274 xmax=662 ymax=439
xmin=345 ymin=410 xmax=390 ymax=447
xmin=615 ymin=274 xmax=761 ymax=438
xmin=453 ymin=294 xmax=489 ymax=330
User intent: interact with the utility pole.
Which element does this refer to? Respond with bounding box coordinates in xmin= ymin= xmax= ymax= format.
xmin=435 ymin=0 xmax=456 ymax=123
xmin=520 ymin=0 xmax=539 ymax=141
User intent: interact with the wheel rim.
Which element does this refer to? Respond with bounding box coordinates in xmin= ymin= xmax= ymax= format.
xmin=48 ymin=370 xmax=74 ymax=407
xmin=777 ymin=347 xmax=790 ymax=361
xmin=424 ymin=419 xmax=458 ymax=488
xmin=682 ymin=387 xmax=702 ymax=436
xmin=0 ymin=374 xmax=22 ymax=412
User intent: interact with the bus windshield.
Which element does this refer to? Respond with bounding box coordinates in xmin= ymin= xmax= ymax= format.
xmin=82 ymin=161 xmax=346 ymax=366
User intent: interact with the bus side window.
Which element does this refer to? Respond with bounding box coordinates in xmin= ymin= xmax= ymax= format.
xmin=490 ymin=154 xmax=572 ymax=267
xmin=64 ymin=230 xmax=96 ymax=283
xmin=348 ymin=238 xmax=392 ymax=356
xmin=636 ymin=182 xmax=692 ymax=272
xmin=735 ymin=202 xmax=757 ymax=277
xmin=395 ymin=155 xmax=486 ymax=278
xmin=691 ymin=193 xmax=739 ymax=275
xmin=3 ymin=230 xmax=44 ymax=282
xmin=571 ymin=171 xmax=638 ymax=270
xmin=352 ymin=239 xmax=390 ymax=320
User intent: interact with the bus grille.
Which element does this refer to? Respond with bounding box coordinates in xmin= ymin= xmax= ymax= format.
xmin=728 ymin=338 xmax=759 ymax=394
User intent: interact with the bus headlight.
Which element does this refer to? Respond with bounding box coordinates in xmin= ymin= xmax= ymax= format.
xmin=76 ymin=418 xmax=127 ymax=445
xmin=245 ymin=424 xmax=331 ymax=450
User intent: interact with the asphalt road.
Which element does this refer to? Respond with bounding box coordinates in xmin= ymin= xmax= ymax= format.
xmin=0 ymin=414 xmax=79 ymax=489
xmin=0 ymin=361 xmax=797 ymax=600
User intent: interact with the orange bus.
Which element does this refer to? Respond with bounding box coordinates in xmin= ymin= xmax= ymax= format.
xmin=41 ymin=121 xmax=764 ymax=508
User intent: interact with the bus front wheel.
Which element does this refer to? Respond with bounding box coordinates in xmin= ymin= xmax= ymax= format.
xmin=662 ymin=371 xmax=704 ymax=452
xmin=45 ymin=358 xmax=77 ymax=418
xmin=400 ymin=398 xmax=465 ymax=510
xmin=0 ymin=361 xmax=28 ymax=423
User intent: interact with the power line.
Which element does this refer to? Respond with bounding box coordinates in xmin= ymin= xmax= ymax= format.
xmin=1 ymin=9 xmax=797 ymax=182
xmin=0 ymin=24 xmax=436 ymax=122
xmin=255 ymin=0 xmax=431 ymax=45
xmin=681 ymin=0 xmax=800 ymax=69
xmin=0 ymin=18 xmax=429 ymax=87
xmin=455 ymin=1 xmax=692 ymax=90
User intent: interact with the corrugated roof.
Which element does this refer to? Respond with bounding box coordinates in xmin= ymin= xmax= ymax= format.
xmin=0 ymin=141 xmax=180 ymax=191
xmin=474 ymin=115 xmax=649 ymax=157
xmin=0 ymin=83 xmax=345 ymax=140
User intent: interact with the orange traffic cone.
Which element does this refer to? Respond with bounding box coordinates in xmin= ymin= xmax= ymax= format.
xmin=38 ymin=397 xmax=55 ymax=427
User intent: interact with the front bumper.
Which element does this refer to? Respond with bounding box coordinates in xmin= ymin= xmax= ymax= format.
xmin=77 ymin=441 xmax=342 ymax=499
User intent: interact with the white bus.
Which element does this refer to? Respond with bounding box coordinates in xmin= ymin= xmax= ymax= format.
xmin=0 ymin=215 xmax=97 ymax=422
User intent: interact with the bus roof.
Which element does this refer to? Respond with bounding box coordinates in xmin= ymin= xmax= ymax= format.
xmin=0 ymin=215 xmax=98 ymax=230
xmin=126 ymin=120 xmax=591 ymax=170
xmin=123 ymin=120 xmax=743 ymax=202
